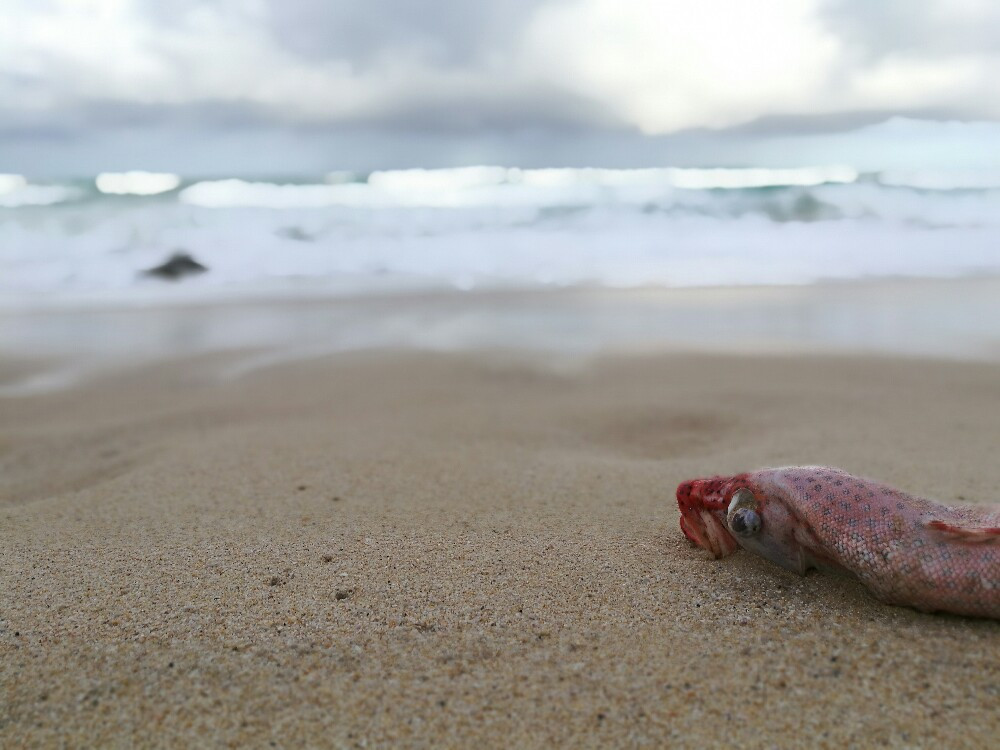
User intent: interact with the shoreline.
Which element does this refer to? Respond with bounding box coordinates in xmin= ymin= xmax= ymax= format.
xmin=5 ymin=272 xmax=1000 ymax=314
xmin=2 ymin=276 xmax=999 ymax=397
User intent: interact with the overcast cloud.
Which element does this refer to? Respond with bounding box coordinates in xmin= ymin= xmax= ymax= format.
xmin=821 ymin=0 xmax=1000 ymax=59
xmin=2 ymin=0 xmax=1000 ymax=173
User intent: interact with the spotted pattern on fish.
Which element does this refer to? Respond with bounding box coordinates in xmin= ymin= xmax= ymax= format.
xmin=676 ymin=466 xmax=1000 ymax=619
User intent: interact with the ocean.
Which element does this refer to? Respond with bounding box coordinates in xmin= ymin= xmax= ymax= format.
xmin=3 ymin=166 xmax=1000 ymax=308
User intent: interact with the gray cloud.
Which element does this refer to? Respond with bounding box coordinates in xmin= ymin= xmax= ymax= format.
xmin=0 ymin=97 xmax=276 ymax=139
xmin=0 ymin=77 xmax=624 ymax=156
xmin=5 ymin=0 xmax=604 ymax=137
xmin=726 ymin=107 xmax=963 ymax=136
xmin=5 ymin=0 xmax=1000 ymax=175
xmin=821 ymin=0 xmax=1000 ymax=59
xmin=0 ymin=85 xmax=622 ymax=141
xmin=352 ymin=82 xmax=623 ymax=133
xmin=136 ymin=0 xmax=552 ymax=66
xmin=264 ymin=0 xmax=550 ymax=66
xmin=1 ymin=0 xmax=619 ymax=138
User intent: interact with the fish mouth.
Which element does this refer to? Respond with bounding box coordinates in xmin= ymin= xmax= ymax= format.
xmin=676 ymin=478 xmax=740 ymax=558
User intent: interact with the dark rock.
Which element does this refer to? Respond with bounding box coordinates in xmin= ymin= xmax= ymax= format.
xmin=143 ymin=252 xmax=208 ymax=280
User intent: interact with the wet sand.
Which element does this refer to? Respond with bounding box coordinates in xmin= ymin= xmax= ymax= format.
xmin=1 ymin=348 xmax=998 ymax=747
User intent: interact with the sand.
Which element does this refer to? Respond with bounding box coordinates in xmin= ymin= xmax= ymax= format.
xmin=1 ymin=348 xmax=999 ymax=747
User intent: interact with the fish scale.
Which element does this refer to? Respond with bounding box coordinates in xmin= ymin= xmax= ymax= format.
xmin=677 ymin=466 xmax=1000 ymax=619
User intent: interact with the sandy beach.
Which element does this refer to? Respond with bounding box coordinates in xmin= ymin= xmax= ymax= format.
xmin=8 ymin=1 xmax=1000 ymax=746
xmin=2 ymin=326 xmax=998 ymax=747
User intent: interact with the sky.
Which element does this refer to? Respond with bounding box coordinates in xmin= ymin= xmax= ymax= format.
xmin=3 ymin=0 xmax=1000 ymax=176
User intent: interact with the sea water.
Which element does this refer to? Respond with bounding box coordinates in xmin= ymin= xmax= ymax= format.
xmin=3 ymin=166 xmax=1000 ymax=308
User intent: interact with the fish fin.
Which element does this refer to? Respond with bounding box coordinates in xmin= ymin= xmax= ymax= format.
xmin=925 ymin=520 xmax=1000 ymax=544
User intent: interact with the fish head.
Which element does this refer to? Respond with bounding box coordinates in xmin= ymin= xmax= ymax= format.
xmin=677 ymin=471 xmax=820 ymax=574
xmin=676 ymin=474 xmax=744 ymax=559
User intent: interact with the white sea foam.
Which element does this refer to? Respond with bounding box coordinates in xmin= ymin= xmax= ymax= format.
xmin=179 ymin=179 xmax=373 ymax=208
xmin=0 ymin=173 xmax=28 ymax=194
xmin=368 ymin=166 xmax=511 ymax=191
xmin=0 ymin=183 xmax=82 ymax=207
xmin=178 ymin=166 xmax=862 ymax=210
xmin=96 ymin=171 xmax=181 ymax=195
xmin=877 ymin=169 xmax=1000 ymax=190
xmin=3 ymin=166 xmax=1000 ymax=307
xmin=367 ymin=165 xmax=858 ymax=192
xmin=665 ymin=166 xmax=858 ymax=189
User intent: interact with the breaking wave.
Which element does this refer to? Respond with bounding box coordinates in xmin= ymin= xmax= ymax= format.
xmin=3 ymin=165 xmax=1000 ymax=306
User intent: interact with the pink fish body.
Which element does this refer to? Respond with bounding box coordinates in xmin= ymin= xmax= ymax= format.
xmin=677 ymin=467 xmax=1000 ymax=619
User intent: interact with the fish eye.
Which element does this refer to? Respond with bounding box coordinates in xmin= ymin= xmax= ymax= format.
xmin=729 ymin=507 xmax=761 ymax=537
xmin=727 ymin=487 xmax=755 ymax=515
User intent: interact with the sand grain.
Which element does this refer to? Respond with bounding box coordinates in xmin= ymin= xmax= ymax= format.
xmin=1 ymin=351 xmax=998 ymax=747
